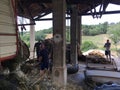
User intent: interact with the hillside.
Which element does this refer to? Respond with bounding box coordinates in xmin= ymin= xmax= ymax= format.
xmin=82 ymin=34 xmax=118 ymax=56
xmin=82 ymin=34 xmax=109 ymax=49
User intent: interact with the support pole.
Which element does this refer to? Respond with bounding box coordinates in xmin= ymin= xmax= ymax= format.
xmin=77 ymin=16 xmax=82 ymax=47
xmin=30 ymin=20 xmax=35 ymax=59
xmin=70 ymin=5 xmax=78 ymax=64
xmin=52 ymin=0 xmax=67 ymax=87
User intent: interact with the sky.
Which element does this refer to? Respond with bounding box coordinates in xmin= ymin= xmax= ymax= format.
xmin=82 ymin=4 xmax=120 ymax=25
xmin=19 ymin=4 xmax=120 ymax=31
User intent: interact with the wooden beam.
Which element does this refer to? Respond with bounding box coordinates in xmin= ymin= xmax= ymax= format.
xmin=34 ymin=17 xmax=70 ymax=21
xmin=34 ymin=10 xmax=120 ymax=21
xmin=81 ymin=10 xmax=120 ymax=16
xmin=18 ymin=23 xmax=36 ymax=26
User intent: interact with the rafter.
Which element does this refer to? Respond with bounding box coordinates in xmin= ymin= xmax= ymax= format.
xmin=16 ymin=0 xmax=120 ymax=20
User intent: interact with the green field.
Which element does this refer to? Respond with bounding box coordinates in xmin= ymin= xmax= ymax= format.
xmin=82 ymin=34 xmax=118 ymax=56
xmin=82 ymin=34 xmax=110 ymax=49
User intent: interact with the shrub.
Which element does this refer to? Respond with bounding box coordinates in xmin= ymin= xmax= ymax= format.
xmin=81 ymin=41 xmax=98 ymax=52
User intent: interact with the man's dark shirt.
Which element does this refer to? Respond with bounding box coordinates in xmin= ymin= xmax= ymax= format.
xmin=40 ymin=49 xmax=49 ymax=63
xmin=39 ymin=49 xmax=49 ymax=70
xmin=34 ymin=42 xmax=41 ymax=52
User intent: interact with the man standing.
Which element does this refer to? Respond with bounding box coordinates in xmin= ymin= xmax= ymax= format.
xmin=104 ymin=39 xmax=111 ymax=62
xmin=39 ymin=42 xmax=49 ymax=77
xmin=30 ymin=42 xmax=49 ymax=86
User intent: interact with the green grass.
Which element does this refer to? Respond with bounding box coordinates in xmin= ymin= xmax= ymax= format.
xmin=82 ymin=34 xmax=118 ymax=56
xmin=82 ymin=34 xmax=109 ymax=49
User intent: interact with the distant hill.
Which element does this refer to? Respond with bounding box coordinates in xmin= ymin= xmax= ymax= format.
xmin=82 ymin=34 xmax=109 ymax=49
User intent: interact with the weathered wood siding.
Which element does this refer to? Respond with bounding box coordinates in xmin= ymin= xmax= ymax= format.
xmin=0 ymin=0 xmax=17 ymax=61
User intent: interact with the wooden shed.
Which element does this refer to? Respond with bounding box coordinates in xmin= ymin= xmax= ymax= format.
xmin=0 ymin=0 xmax=17 ymax=61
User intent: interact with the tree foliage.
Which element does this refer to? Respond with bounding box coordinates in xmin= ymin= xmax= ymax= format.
xmin=107 ymin=22 xmax=120 ymax=44
xmin=20 ymin=21 xmax=120 ymax=51
xmin=20 ymin=28 xmax=53 ymax=47
xmin=66 ymin=26 xmax=70 ymax=42
xmin=20 ymin=32 xmax=30 ymax=47
xmin=82 ymin=22 xmax=108 ymax=36
xmin=81 ymin=41 xmax=98 ymax=52
xmin=35 ymin=28 xmax=53 ymax=41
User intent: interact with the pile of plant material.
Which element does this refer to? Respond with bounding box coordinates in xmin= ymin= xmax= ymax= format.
xmin=86 ymin=50 xmax=111 ymax=64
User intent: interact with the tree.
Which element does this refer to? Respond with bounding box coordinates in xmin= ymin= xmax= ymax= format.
xmin=107 ymin=22 xmax=120 ymax=44
xmin=81 ymin=41 xmax=98 ymax=52
xmin=82 ymin=25 xmax=91 ymax=35
xmin=82 ymin=23 xmax=108 ymax=36
xmin=107 ymin=22 xmax=120 ymax=55
xmin=20 ymin=31 xmax=30 ymax=47
xmin=98 ymin=22 xmax=108 ymax=34
xmin=66 ymin=26 xmax=70 ymax=42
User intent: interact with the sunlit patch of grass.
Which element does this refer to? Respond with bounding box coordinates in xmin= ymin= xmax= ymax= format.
xmin=82 ymin=34 xmax=118 ymax=56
